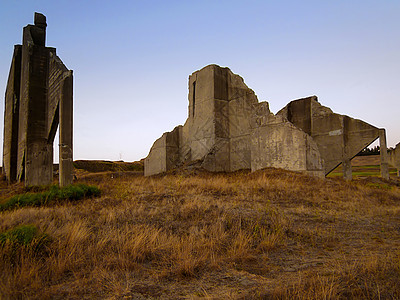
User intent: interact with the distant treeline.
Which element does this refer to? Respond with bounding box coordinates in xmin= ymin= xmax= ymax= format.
xmin=358 ymin=146 xmax=380 ymax=156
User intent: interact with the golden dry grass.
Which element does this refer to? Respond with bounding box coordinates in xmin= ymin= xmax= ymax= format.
xmin=0 ymin=168 xmax=400 ymax=299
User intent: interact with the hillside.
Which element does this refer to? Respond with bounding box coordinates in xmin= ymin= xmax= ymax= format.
xmin=0 ymin=159 xmax=399 ymax=298
xmin=73 ymin=160 xmax=144 ymax=173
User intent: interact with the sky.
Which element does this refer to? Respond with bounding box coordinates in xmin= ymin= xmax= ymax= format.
xmin=0 ymin=0 xmax=399 ymax=162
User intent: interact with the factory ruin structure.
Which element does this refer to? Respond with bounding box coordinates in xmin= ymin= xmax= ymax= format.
xmin=145 ymin=64 xmax=391 ymax=179
xmin=389 ymin=143 xmax=400 ymax=177
xmin=2 ymin=13 xmax=73 ymax=187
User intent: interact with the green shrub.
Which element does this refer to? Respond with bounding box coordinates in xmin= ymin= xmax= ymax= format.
xmin=366 ymin=182 xmax=392 ymax=190
xmin=0 ymin=184 xmax=101 ymax=211
xmin=0 ymin=225 xmax=51 ymax=249
xmin=56 ymin=184 xmax=101 ymax=200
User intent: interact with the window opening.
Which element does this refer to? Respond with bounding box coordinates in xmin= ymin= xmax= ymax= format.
xmin=192 ymin=81 xmax=196 ymax=117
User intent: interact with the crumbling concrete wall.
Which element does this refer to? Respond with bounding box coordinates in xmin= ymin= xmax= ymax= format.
xmin=145 ymin=65 xmax=324 ymax=177
xmin=2 ymin=13 xmax=73 ymax=186
xmin=144 ymin=126 xmax=181 ymax=176
xmin=277 ymin=96 xmax=389 ymax=179
xmin=185 ymin=65 xmax=261 ymax=172
xmin=145 ymin=64 xmax=390 ymax=179
xmin=250 ymin=113 xmax=324 ymax=177
xmin=389 ymin=143 xmax=400 ymax=176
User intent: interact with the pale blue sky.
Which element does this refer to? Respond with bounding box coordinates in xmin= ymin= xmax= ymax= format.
xmin=1 ymin=0 xmax=399 ymax=162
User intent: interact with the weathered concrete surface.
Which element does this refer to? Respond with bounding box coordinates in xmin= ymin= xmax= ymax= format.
xmin=186 ymin=65 xmax=260 ymax=172
xmin=144 ymin=126 xmax=181 ymax=176
xmin=277 ymin=96 xmax=388 ymax=178
xmin=379 ymin=129 xmax=389 ymax=180
xmin=2 ymin=13 xmax=73 ymax=187
xmin=389 ymin=143 xmax=400 ymax=176
xmin=2 ymin=45 xmax=22 ymax=182
xmin=145 ymin=65 xmax=324 ymax=177
xmin=145 ymin=65 xmax=390 ymax=179
xmin=251 ymin=113 xmax=324 ymax=177
xmin=18 ymin=19 xmax=53 ymax=185
xmin=59 ymin=69 xmax=74 ymax=187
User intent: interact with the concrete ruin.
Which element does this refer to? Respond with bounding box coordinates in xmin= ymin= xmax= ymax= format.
xmin=2 ymin=13 xmax=73 ymax=187
xmin=277 ymin=97 xmax=389 ymax=180
xmin=145 ymin=64 xmax=390 ymax=179
xmin=389 ymin=143 xmax=400 ymax=177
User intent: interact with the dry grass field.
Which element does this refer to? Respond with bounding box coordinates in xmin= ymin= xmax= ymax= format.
xmin=0 ymin=158 xmax=400 ymax=299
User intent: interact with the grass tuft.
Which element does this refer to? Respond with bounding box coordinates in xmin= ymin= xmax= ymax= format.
xmin=0 ymin=224 xmax=51 ymax=252
xmin=0 ymin=184 xmax=101 ymax=211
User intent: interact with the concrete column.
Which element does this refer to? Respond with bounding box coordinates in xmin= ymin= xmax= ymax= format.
xmin=342 ymin=116 xmax=352 ymax=180
xmin=379 ymin=129 xmax=389 ymax=180
xmin=18 ymin=15 xmax=52 ymax=186
xmin=59 ymin=71 xmax=73 ymax=187
xmin=396 ymin=143 xmax=400 ymax=177
xmin=4 ymin=13 xmax=73 ymax=187
xmin=22 ymin=45 xmax=53 ymax=186
xmin=343 ymin=159 xmax=352 ymax=180
xmin=3 ymin=45 xmax=22 ymax=182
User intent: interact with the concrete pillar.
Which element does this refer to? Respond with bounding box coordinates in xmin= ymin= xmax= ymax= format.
xmin=379 ymin=129 xmax=389 ymax=180
xmin=16 ymin=14 xmax=54 ymax=186
xmin=20 ymin=45 xmax=53 ymax=186
xmin=3 ymin=13 xmax=73 ymax=187
xmin=3 ymin=45 xmax=22 ymax=182
xmin=396 ymin=143 xmax=400 ymax=177
xmin=59 ymin=71 xmax=73 ymax=187
xmin=343 ymin=159 xmax=352 ymax=180
xmin=342 ymin=116 xmax=352 ymax=180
